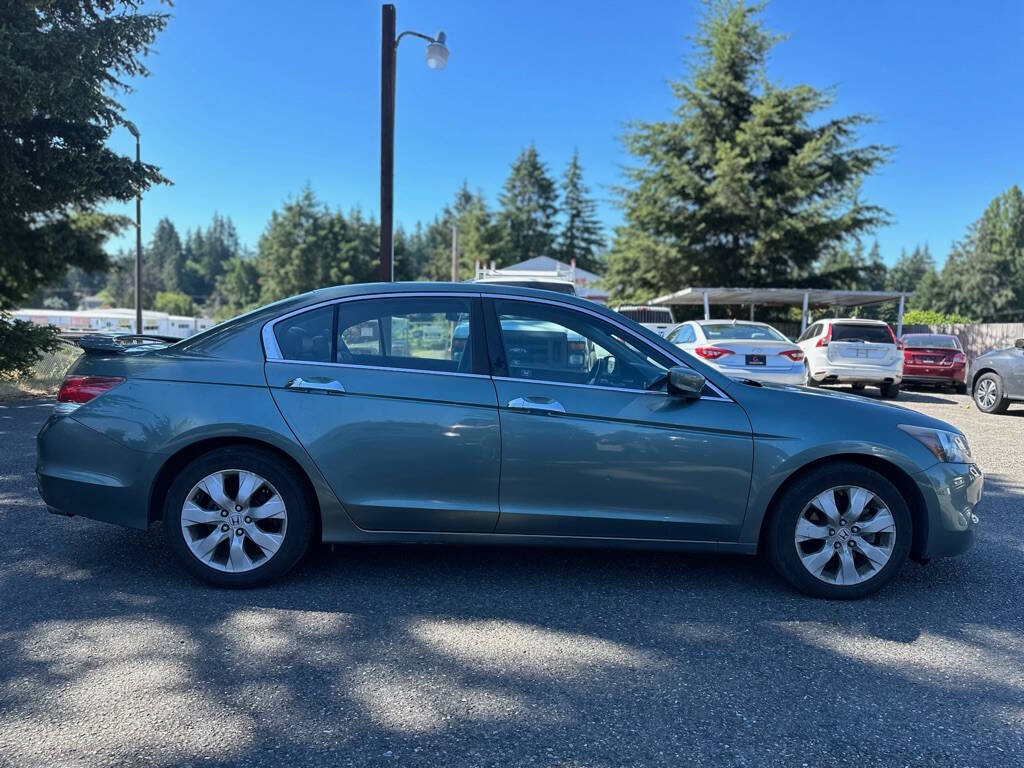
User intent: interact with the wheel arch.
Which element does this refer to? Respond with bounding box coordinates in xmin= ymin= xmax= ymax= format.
xmin=756 ymin=453 xmax=928 ymax=558
xmin=970 ymin=366 xmax=999 ymax=391
xmin=148 ymin=436 xmax=321 ymax=531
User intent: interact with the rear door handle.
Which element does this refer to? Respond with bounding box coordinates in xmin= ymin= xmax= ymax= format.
xmin=507 ymin=396 xmax=566 ymax=414
xmin=286 ymin=376 xmax=345 ymax=394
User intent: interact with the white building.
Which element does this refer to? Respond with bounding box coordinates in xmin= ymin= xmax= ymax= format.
xmin=12 ymin=308 xmax=214 ymax=339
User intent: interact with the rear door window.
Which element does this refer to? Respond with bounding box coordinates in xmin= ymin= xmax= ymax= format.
xmin=273 ymin=306 xmax=334 ymax=363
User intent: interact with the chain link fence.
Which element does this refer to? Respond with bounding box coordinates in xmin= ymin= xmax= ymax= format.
xmin=0 ymin=340 xmax=83 ymax=399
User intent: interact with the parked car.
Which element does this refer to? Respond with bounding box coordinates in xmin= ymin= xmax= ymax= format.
xmin=899 ymin=333 xmax=968 ymax=394
xmin=613 ymin=305 xmax=676 ymax=336
xmin=665 ymin=320 xmax=804 ymax=385
xmin=38 ymin=283 xmax=982 ymax=599
xmin=970 ymin=338 xmax=1024 ymax=414
xmin=797 ymin=318 xmax=903 ymax=398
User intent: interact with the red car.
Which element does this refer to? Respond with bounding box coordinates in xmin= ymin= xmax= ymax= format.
xmin=899 ymin=333 xmax=968 ymax=393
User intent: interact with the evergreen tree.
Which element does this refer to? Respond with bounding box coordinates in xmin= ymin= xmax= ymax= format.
xmin=886 ymin=245 xmax=935 ymax=294
xmin=606 ymin=0 xmax=890 ymax=303
xmin=151 ymin=218 xmax=185 ymax=293
xmin=557 ymin=150 xmax=606 ymax=273
xmin=497 ymin=145 xmax=558 ymax=264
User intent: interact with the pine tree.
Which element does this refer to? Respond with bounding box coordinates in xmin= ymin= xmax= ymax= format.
xmin=606 ymin=0 xmax=890 ymax=303
xmin=497 ymin=145 xmax=558 ymax=264
xmin=557 ymin=150 xmax=606 ymax=273
xmin=151 ymin=218 xmax=184 ymax=293
xmin=887 ymin=245 xmax=935 ymax=294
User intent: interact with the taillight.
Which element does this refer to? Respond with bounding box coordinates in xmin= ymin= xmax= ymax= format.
xmin=904 ymin=350 xmax=914 ymax=362
xmin=952 ymin=352 xmax=966 ymax=364
xmin=779 ymin=349 xmax=804 ymax=362
xmin=695 ymin=346 xmax=734 ymax=361
xmin=815 ymin=324 xmax=832 ymax=347
xmin=55 ymin=375 xmax=124 ymax=414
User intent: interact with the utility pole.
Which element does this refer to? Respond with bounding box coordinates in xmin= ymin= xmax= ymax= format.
xmin=450 ymin=223 xmax=459 ymax=281
xmin=126 ymin=122 xmax=142 ymax=334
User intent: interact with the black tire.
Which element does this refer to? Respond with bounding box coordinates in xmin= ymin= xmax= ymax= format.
xmin=164 ymin=446 xmax=315 ymax=587
xmin=766 ymin=462 xmax=912 ymax=599
xmin=879 ymin=382 xmax=900 ymax=399
xmin=973 ymin=372 xmax=1009 ymax=414
xmin=851 ymin=383 xmax=866 ymax=392
xmin=954 ymin=382 xmax=968 ymax=395
xmin=804 ymin=363 xmax=819 ymax=387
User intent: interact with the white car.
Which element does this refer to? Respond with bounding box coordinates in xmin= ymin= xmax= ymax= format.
xmin=665 ymin=320 xmax=805 ymax=385
xmin=797 ymin=318 xmax=903 ymax=398
xmin=614 ymin=305 xmax=676 ymax=336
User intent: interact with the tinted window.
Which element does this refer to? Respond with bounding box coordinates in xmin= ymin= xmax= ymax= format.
xmin=273 ymin=306 xmax=333 ymax=362
xmin=700 ymin=323 xmax=787 ymax=341
xmin=336 ymin=297 xmax=474 ymax=373
xmin=494 ymin=300 xmax=673 ymax=391
xmin=797 ymin=323 xmax=819 ymax=342
xmin=902 ymin=334 xmax=961 ymax=349
xmin=832 ymin=324 xmax=894 ymax=344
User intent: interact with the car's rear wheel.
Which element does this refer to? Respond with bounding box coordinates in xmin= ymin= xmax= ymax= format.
xmin=879 ymin=382 xmax=900 ymax=399
xmin=851 ymin=383 xmax=866 ymax=392
xmin=164 ymin=446 xmax=315 ymax=587
xmin=973 ymin=373 xmax=1009 ymax=414
xmin=767 ymin=463 xmax=911 ymax=599
xmin=803 ymin=363 xmax=819 ymax=387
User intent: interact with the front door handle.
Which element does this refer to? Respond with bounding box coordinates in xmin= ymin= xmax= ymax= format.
xmin=507 ymin=396 xmax=566 ymax=414
xmin=286 ymin=376 xmax=345 ymax=394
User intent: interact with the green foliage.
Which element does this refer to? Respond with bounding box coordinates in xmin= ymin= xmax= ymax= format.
xmin=0 ymin=0 xmax=168 ymax=312
xmin=557 ymin=150 xmax=606 ymax=273
xmin=498 ymin=145 xmax=559 ymax=264
xmin=213 ymin=257 xmax=262 ymax=320
xmin=153 ymin=291 xmax=196 ymax=316
xmin=606 ymin=0 xmax=891 ymax=303
xmin=257 ymin=188 xmax=378 ymax=302
xmin=901 ymin=308 xmax=973 ymax=325
xmin=151 ymin=218 xmax=186 ymax=293
xmin=0 ymin=315 xmax=61 ymax=380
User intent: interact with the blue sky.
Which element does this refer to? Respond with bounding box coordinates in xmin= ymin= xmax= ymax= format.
xmin=107 ymin=0 xmax=1024 ymax=266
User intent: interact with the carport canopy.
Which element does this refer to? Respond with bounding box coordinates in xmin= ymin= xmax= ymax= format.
xmin=649 ymin=287 xmax=912 ymax=336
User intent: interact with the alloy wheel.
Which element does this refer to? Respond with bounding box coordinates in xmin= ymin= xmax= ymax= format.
xmin=180 ymin=469 xmax=288 ymax=573
xmin=793 ymin=485 xmax=896 ymax=586
xmin=976 ymin=378 xmax=998 ymax=410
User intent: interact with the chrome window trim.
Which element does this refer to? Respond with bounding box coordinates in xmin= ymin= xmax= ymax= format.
xmin=260 ymin=289 xmax=732 ymax=402
xmin=483 ymin=293 xmax=733 ymax=403
xmin=265 ymin=358 xmax=490 ymax=380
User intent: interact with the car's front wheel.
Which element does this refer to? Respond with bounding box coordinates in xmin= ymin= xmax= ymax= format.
xmin=164 ymin=446 xmax=315 ymax=587
xmin=767 ymin=463 xmax=911 ymax=599
xmin=973 ymin=372 xmax=1009 ymax=414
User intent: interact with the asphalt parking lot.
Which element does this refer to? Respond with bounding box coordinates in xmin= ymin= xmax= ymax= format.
xmin=1 ymin=391 xmax=1022 ymax=768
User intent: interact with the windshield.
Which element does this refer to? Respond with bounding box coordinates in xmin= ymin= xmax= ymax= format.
xmin=831 ymin=324 xmax=894 ymax=344
xmin=902 ymin=334 xmax=961 ymax=349
xmin=700 ymin=323 xmax=788 ymax=341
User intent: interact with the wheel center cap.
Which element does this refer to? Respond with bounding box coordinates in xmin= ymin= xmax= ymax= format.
xmin=230 ymin=514 xmax=242 ymax=527
xmin=837 ymin=527 xmax=851 ymax=542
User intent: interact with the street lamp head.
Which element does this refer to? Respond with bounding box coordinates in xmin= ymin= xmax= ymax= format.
xmin=425 ymin=31 xmax=448 ymax=69
xmin=125 ymin=120 xmax=140 ymax=139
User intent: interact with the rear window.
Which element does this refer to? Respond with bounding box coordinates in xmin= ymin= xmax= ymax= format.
xmin=617 ymin=307 xmax=674 ymax=324
xmin=831 ymin=324 xmax=894 ymax=344
xmin=902 ymin=334 xmax=961 ymax=349
xmin=700 ymin=323 xmax=787 ymax=341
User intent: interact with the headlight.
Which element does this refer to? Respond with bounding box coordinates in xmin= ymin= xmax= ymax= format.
xmin=899 ymin=425 xmax=972 ymax=463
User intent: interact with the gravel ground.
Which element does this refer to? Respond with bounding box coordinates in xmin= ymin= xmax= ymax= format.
xmin=1 ymin=390 xmax=1022 ymax=768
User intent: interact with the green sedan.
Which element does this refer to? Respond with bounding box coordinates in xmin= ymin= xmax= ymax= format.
xmin=36 ymin=283 xmax=982 ymax=599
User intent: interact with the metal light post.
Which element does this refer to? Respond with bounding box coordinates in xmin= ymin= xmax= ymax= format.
xmin=126 ymin=122 xmax=143 ymax=333
xmin=379 ymin=4 xmax=448 ymax=282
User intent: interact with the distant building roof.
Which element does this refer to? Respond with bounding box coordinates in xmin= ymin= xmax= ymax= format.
xmin=503 ymin=256 xmax=603 ymax=283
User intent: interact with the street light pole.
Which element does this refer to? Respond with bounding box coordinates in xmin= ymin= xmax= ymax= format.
xmin=126 ymin=122 xmax=143 ymax=334
xmin=379 ymin=4 xmax=448 ymax=282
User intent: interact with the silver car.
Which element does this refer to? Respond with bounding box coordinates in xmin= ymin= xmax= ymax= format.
xmin=666 ymin=320 xmax=805 ymax=385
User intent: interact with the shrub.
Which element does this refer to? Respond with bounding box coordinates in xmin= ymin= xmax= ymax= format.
xmin=0 ymin=315 xmax=61 ymax=380
xmin=902 ymin=309 xmax=973 ymax=325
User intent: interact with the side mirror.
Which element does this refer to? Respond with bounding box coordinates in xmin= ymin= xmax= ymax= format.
xmin=667 ymin=366 xmax=706 ymax=399
xmin=1015 ymin=339 xmax=1024 ymax=349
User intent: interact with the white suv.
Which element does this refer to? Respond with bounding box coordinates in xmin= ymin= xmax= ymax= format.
xmin=797 ymin=318 xmax=903 ymax=398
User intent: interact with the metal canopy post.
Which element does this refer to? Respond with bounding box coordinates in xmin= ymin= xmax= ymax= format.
xmin=801 ymin=292 xmax=809 ymax=333
xmin=896 ymin=294 xmax=906 ymax=338
xmin=703 ymin=290 xmax=710 ymax=320
xmin=749 ymin=304 xmax=755 ymax=321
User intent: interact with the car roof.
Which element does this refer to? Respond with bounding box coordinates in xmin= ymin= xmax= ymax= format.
xmin=813 ymin=317 xmax=889 ymax=325
xmin=696 ymin=320 xmax=776 ymax=327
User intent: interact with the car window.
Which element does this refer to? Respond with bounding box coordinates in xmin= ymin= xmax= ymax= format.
xmin=336 ymin=297 xmax=474 ymax=373
xmin=902 ymin=334 xmax=960 ymax=349
xmin=273 ymin=306 xmax=334 ymax=363
xmin=493 ymin=299 xmax=673 ymax=391
xmin=671 ymin=325 xmax=696 ymax=344
xmin=832 ymin=324 xmax=893 ymax=344
xmin=700 ymin=323 xmax=787 ymax=341
xmin=797 ymin=323 xmax=818 ymax=343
